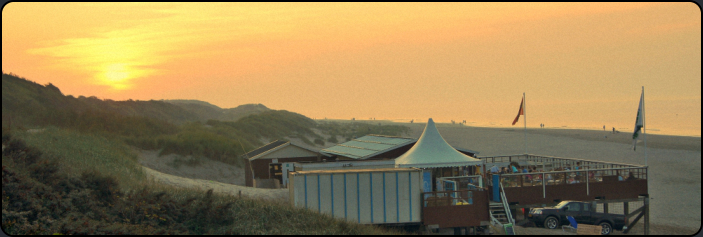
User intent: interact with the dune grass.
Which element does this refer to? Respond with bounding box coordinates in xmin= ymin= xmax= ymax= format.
xmin=11 ymin=126 xmax=146 ymax=191
xmin=2 ymin=128 xmax=401 ymax=235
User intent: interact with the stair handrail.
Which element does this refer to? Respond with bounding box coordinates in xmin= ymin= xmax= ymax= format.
xmin=489 ymin=213 xmax=504 ymax=227
xmin=499 ymin=181 xmax=515 ymax=225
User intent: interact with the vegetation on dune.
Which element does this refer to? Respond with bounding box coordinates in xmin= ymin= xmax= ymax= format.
xmin=2 ymin=72 xmax=412 ymax=167
xmin=317 ymin=121 xmax=412 ymax=142
xmin=1 ymin=130 xmax=399 ymax=235
xmin=162 ymin=100 xmax=271 ymax=122
xmin=11 ymin=127 xmax=146 ymax=190
xmin=208 ymin=110 xmax=323 ymax=145
xmin=1 ymin=72 xmax=413 ymax=234
xmin=2 ymin=73 xmax=201 ymax=126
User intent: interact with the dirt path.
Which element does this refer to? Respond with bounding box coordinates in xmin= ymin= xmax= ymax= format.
xmin=136 ymin=149 xmax=288 ymax=202
xmin=141 ymin=166 xmax=288 ymax=202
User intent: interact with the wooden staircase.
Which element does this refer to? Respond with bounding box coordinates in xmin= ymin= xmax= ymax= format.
xmin=489 ymin=201 xmax=511 ymax=225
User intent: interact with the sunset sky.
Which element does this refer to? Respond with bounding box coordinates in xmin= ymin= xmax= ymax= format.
xmin=2 ymin=3 xmax=701 ymax=136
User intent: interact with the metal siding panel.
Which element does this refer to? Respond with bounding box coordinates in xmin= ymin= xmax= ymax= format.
xmin=369 ymin=172 xmax=374 ymax=223
xmin=382 ymin=173 xmax=387 ymax=223
xmin=412 ymin=172 xmax=421 ymax=222
xmin=397 ymin=171 xmax=409 ymax=222
xmin=384 ymin=172 xmax=398 ymax=223
xmin=343 ymin=174 xmax=348 ymax=219
xmin=346 ymin=173 xmax=359 ymax=223
xmin=394 ymin=172 xmax=400 ymax=223
xmin=409 ymin=172 xmax=413 ymax=222
xmin=307 ymin=175 xmax=319 ymax=212
xmin=332 ymin=174 xmax=346 ymax=219
xmin=358 ymin=173 xmax=371 ymax=224
xmin=319 ymin=174 xmax=331 ymax=214
xmin=291 ymin=175 xmax=300 ymax=207
xmin=372 ymin=172 xmax=384 ymax=224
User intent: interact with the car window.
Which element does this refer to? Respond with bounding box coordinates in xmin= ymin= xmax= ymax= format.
xmin=568 ymin=203 xmax=581 ymax=211
xmin=555 ymin=201 xmax=569 ymax=209
xmin=584 ymin=203 xmax=590 ymax=212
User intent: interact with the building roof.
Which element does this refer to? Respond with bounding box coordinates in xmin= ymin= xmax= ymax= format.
xmin=455 ymin=147 xmax=480 ymax=156
xmin=243 ymin=140 xmax=288 ymax=159
xmin=291 ymin=167 xmax=421 ymax=175
xmin=243 ymin=140 xmax=329 ymax=161
xmin=320 ymin=134 xmax=417 ymax=159
xmin=395 ymin=118 xmax=483 ymax=168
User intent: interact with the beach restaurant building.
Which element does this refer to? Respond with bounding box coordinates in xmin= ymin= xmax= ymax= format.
xmin=243 ymin=140 xmax=330 ymax=187
xmin=286 ymin=118 xmax=650 ymax=233
xmin=320 ymin=134 xmax=479 ymax=161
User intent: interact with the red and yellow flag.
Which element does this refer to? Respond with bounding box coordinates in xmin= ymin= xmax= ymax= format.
xmin=512 ymin=97 xmax=524 ymax=125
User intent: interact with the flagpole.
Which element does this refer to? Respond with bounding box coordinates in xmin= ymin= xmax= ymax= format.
xmin=524 ymin=92 xmax=527 ymax=155
xmin=643 ymin=86 xmax=647 ymax=166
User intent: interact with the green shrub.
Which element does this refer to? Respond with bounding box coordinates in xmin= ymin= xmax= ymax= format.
xmin=314 ymin=138 xmax=324 ymax=146
xmin=326 ymin=135 xmax=338 ymax=144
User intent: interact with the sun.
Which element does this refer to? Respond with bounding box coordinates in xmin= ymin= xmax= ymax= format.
xmin=101 ymin=63 xmax=132 ymax=90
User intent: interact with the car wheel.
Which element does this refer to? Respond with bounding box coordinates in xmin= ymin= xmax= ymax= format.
xmin=599 ymin=222 xmax=612 ymax=235
xmin=544 ymin=216 xmax=559 ymax=229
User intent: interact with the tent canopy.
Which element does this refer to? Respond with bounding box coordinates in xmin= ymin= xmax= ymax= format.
xmin=395 ymin=118 xmax=483 ymax=168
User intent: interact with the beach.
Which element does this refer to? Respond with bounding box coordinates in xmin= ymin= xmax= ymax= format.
xmin=138 ymin=122 xmax=701 ymax=234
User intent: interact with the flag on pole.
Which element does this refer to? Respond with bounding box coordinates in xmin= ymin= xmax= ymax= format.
xmin=632 ymin=90 xmax=644 ymax=150
xmin=512 ymin=97 xmax=524 ymax=125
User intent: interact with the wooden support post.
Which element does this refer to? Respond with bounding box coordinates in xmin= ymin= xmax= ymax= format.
xmin=624 ymin=202 xmax=629 ymax=225
xmin=604 ymin=203 xmax=609 ymax=214
xmin=623 ymin=211 xmax=644 ymax=234
xmin=644 ymin=197 xmax=650 ymax=235
xmin=623 ymin=205 xmax=646 ymax=234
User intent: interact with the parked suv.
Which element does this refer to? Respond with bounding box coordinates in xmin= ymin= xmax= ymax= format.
xmin=528 ymin=200 xmax=627 ymax=235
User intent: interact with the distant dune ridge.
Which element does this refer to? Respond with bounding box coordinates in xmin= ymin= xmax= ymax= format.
xmin=162 ymin=100 xmax=271 ymax=122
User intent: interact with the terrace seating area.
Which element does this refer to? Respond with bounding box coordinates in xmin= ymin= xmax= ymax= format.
xmin=480 ymin=154 xmax=648 ymax=206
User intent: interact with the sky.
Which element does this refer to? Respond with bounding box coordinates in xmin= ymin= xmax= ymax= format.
xmin=2 ymin=3 xmax=701 ymax=136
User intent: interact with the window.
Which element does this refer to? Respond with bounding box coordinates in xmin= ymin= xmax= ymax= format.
xmin=584 ymin=203 xmax=590 ymax=212
xmin=567 ymin=203 xmax=581 ymax=211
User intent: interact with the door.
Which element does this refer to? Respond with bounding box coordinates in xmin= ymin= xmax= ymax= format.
xmin=579 ymin=202 xmax=593 ymax=224
xmin=269 ymin=163 xmax=283 ymax=184
xmin=443 ymin=180 xmax=458 ymax=205
xmin=563 ymin=202 xmax=583 ymax=224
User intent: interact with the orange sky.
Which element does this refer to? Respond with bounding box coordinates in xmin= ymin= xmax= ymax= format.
xmin=2 ymin=3 xmax=701 ymax=136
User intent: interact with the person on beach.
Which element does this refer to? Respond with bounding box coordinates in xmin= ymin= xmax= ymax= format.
xmin=612 ymin=127 xmax=616 ymax=133
xmin=490 ymin=165 xmax=499 ymax=174
xmin=626 ymin=172 xmax=637 ymax=181
xmin=603 ymin=125 xmax=606 ymax=131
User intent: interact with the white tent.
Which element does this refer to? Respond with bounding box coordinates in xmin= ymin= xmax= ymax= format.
xmin=395 ymin=118 xmax=483 ymax=168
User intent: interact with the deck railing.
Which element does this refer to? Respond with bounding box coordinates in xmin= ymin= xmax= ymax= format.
xmin=480 ymin=154 xmax=648 ymax=203
xmin=422 ymin=190 xmax=482 ymax=207
xmin=479 ymin=154 xmax=646 ymax=173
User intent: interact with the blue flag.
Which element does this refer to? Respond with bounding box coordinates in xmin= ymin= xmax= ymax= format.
xmin=632 ymin=91 xmax=644 ymax=150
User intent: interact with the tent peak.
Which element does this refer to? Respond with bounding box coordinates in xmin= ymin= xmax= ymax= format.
xmin=395 ymin=118 xmax=482 ymax=168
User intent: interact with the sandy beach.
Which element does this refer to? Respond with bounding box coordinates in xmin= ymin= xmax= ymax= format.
xmin=137 ymin=122 xmax=700 ymax=234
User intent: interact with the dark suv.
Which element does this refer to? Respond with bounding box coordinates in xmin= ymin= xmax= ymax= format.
xmin=527 ymin=200 xmax=627 ymax=235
